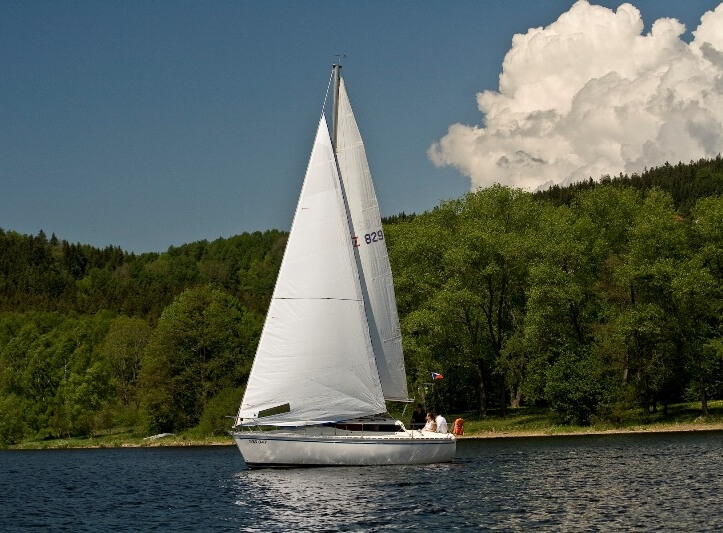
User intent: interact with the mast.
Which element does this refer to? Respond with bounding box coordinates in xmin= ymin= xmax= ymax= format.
xmin=331 ymin=62 xmax=342 ymax=152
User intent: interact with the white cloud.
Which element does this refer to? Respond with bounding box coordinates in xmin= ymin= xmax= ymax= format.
xmin=429 ymin=0 xmax=723 ymax=191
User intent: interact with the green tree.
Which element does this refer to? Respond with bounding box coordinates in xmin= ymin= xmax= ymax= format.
xmin=98 ymin=316 xmax=152 ymax=407
xmin=389 ymin=186 xmax=540 ymax=414
xmin=617 ymin=190 xmax=688 ymax=413
xmin=521 ymin=203 xmax=606 ymax=405
xmin=0 ymin=394 xmax=27 ymax=445
xmin=57 ymin=360 xmax=114 ymax=435
xmin=673 ymin=196 xmax=723 ymax=414
xmin=544 ymin=350 xmax=604 ymax=425
xmin=0 ymin=312 xmax=116 ymax=438
xmin=139 ymin=286 xmax=260 ymax=433
xmin=193 ymin=386 xmax=245 ymax=437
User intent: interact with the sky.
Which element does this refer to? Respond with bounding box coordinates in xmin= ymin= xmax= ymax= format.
xmin=2 ymin=1 xmax=721 ymax=253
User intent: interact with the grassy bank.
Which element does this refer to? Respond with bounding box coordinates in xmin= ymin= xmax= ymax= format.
xmin=454 ymin=400 xmax=723 ymax=438
xmin=7 ymin=430 xmax=234 ymax=450
xmin=6 ymin=401 xmax=722 ymax=450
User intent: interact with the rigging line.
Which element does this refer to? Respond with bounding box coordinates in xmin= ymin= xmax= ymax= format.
xmin=276 ymin=297 xmax=362 ymax=302
xmin=322 ymin=65 xmax=335 ymax=120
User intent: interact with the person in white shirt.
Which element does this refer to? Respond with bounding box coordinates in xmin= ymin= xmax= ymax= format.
xmin=435 ymin=413 xmax=448 ymax=433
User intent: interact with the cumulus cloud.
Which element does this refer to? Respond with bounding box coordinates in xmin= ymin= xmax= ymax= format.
xmin=429 ymin=1 xmax=723 ymax=191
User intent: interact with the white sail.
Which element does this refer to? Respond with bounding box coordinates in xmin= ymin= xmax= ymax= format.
xmin=231 ymin=68 xmax=456 ymax=468
xmin=236 ymin=114 xmax=386 ymax=425
xmin=335 ymin=78 xmax=410 ymax=402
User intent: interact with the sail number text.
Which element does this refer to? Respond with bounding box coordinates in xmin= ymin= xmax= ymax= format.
xmin=352 ymin=230 xmax=384 ymax=248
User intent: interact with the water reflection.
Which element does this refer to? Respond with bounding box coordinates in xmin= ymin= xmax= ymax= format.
xmin=455 ymin=434 xmax=723 ymax=531
xmin=231 ymin=463 xmax=459 ymax=532
xmin=227 ymin=432 xmax=723 ymax=532
xmin=4 ymin=435 xmax=718 ymax=532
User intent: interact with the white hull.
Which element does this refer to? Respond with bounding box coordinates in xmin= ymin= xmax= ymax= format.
xmin=232 ymin=427 xmax=456 ymax=468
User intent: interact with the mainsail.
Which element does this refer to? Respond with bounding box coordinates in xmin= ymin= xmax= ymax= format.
xmin=236 ymin=114 xmax=386 ymax=425
xmin=335 ymin=78 xmax=410 ymax=401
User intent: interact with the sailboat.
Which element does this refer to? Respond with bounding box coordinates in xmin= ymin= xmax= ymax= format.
xmin=231 ymin=64 xmax=456 ymax=468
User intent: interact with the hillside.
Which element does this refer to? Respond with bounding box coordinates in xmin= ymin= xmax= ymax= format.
xmin=1 ymin=157 xmax=721 ymax=446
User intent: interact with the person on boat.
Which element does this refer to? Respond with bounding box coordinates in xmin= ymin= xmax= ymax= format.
xmin=435 ymin=413 xmax=449 ymax=433
xmin=422 ymin=412 xmax=437 ymax=432
xmin=410 ymin=404 xmax=426 ymax=430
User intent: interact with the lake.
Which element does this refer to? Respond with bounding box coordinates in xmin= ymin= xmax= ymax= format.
xmin=2 ymin=431 xmax=721 ymax=531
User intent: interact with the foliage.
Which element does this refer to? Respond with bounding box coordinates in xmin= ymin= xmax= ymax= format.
xmin=389 ymin=158 xmax=723 ymax=424
xmin=0 ymin=229 xmax=286 ymax=319
xmin=0 ymin=311 xmax=116 ymax=442
xmin=192 ymin=386 xmax=245 ymax=437
xmin=388 ymin=186 xmax=541 ymax=415
xmin=535 ymin=156 xmax=723 ymax=214
xmin=138 ymin=286 xmax=261 ymax=433
xmin=1 ymin=158 xmax=722 ymax=445
xmin=544 ymin=350 xmax=605 ymax=425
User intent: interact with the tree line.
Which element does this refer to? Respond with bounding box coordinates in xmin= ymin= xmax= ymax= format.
xmin=388 ymin=157 xmax=722 ymax=424
xmin=1 ymin=157 xmax=721 ymax=445
xmin=0 ymin=230 xmax=284 ymax=444
xmin=0 ymin=229 xmax=286 ymax=319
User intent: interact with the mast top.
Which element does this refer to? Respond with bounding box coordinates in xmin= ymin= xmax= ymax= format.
xmin=333 ymin=54 xmax=346 ymax=68
xmin=331 ymin=60 xmax=343 ymax=152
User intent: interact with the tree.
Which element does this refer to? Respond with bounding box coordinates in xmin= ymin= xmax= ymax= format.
xmin=673 ymin=196 xmax=723 ymax=415
xmin=617 ymin=190 xmax=688 ymax=413
xmin=386 ymin=199 xmax=458 ymax=408
xmin=521 ymin=203 xmax=606 ymax=403
xmin=0 ymin=394 xmax=27 ymax=445
xmin=98 ymin=316 xmax=152 ymax=407
xmin=138 ymin=286 xmax=260 ymax=433
xmin=544 ymin=350 xmax=604 ymax=425
xmin=0 ymin=312 xmax=116 ymax=438
xmin=389 ymin=186 xmax=541 ymax=415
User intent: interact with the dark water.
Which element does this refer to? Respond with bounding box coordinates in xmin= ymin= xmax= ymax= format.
xmin=2 ymin=432 xmax=722 ymax=532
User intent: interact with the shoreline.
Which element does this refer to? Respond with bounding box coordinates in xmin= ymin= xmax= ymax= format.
xmin=7 ymin=421 xmax=723 ymax=450
xmin=457 ymin=421 xmax=723 ymax=440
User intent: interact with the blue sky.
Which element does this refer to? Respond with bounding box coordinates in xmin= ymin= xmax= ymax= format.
xmin=2 ymin=1 xmax=720 ymax=253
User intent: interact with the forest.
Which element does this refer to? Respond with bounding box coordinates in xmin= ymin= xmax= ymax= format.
xmin=1 ymin=157 xmax=722 ymax=445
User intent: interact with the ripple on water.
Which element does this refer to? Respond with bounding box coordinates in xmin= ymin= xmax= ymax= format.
xmin=1 ymin=432 xmax=722 ymax=531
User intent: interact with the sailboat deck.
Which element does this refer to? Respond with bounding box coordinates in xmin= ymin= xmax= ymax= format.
xmin=234 ymin=425 xmax=454 ymax=442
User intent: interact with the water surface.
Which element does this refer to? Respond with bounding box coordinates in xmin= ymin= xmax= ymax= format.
xmin=2 ymin=431 xmax=721 ymax=531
